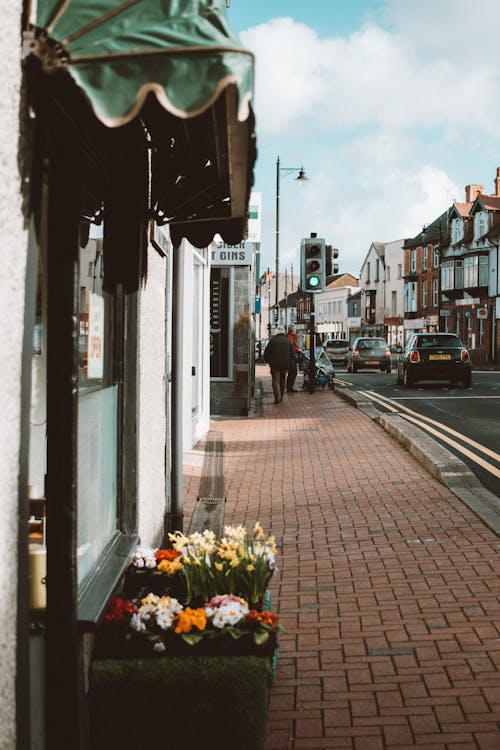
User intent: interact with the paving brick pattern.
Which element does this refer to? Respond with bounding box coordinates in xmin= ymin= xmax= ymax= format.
xmin=183 ymin=366 xmax=500 ymax=749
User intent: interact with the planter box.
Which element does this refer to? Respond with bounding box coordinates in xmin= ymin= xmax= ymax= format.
xmin=90 ymin=655 xmax=270 ymax=750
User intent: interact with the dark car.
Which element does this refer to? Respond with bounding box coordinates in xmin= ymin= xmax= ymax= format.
xmin=324 ymin=338 xmax=350 ymax=366
xmin=346 ymin=337 xmax=392 ymax=373
xmin=396 ymin=333 xmax=471 ymax=388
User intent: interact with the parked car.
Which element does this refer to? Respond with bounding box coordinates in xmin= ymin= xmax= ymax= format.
xmin=389 ymin=343 xmax=402 ymax=354
xmin=346 ymin=337 xmax=392 ymax=373
xmin=396 ymin=333 xmax=471 ymax=388
xmin=324 ymin=338 xmax=350 ymax=366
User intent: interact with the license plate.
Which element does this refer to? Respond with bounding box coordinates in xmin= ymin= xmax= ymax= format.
xmin=364 ymin=360 xmax=379 ymax=365
xmin=429 ymin=354 xmax=451 ymax=360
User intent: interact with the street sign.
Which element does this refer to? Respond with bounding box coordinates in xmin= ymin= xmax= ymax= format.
xmin=477 ymin=307 xmax=488 ymax=319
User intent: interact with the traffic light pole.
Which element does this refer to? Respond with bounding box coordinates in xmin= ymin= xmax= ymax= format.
xmin=308 ymin=293 xmax=316 ymax=393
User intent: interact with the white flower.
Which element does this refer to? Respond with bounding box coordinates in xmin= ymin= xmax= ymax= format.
xmin=153 ymin=640 xmax=166 ymax=653
xmin=211 ymin=601 xmax=249 ymax=628
xmin=132 ymin=546 xmax=158 ymax=569
xmin=155 ymin=609 xmax=175 ymax=630
xmin=130 ymin=613 xmax=146 ymax=632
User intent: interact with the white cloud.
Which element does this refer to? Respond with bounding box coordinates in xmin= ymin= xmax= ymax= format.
xmin=240 ymin=5 xmax=500 ymax=275
xmin=242 ymin=15 xmax=500 ymax=137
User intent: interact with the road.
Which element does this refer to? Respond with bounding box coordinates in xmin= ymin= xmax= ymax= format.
xmin=332 ymin=367 xmax=500 ymax=498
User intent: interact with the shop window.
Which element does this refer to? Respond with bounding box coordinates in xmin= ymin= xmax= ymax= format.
xmin=77 ymin=225 xmax=119 ymax=584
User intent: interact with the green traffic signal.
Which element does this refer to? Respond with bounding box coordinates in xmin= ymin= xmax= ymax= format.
xmin=307 ymin=275 xmax=320 ymax=288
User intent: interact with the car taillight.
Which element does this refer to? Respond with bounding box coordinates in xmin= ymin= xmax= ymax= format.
xmin=409 ymin=350 xmax=420 ymax=363
xmin=353 ymin=348 xmax=359 ymax=356
xmin=461 ymin=349 xmax=470 ymax=363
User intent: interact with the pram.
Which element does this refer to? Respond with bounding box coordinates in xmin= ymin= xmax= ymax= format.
xmin=299 ymin=345 xmax=335 ymax=391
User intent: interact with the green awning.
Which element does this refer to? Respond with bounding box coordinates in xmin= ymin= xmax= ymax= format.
xmin=28 ymin=0 xmax=256 ymax=248
xmin=32 ymin=0 xmax=254 ymax=127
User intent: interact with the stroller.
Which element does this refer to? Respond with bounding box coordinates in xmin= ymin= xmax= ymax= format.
xmin=299 ymin=345 xmax=335 ymax=391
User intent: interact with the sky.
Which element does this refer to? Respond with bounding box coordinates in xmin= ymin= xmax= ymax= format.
xmin=227 ymin=0 xmax=500 ymax=278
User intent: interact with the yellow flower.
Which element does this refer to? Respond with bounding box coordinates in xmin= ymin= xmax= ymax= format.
xmin=214 ymin=562 xmax=223 ymax=571
xmin=230 ymin=558 xmax=240 ymax=568
xmin=253 ymin=522 xmax=265 ymax=540
xmin=246 ymin=564 xmax=255 ymax=572
xmin=157 ymin=559 xmax=182 ymax=575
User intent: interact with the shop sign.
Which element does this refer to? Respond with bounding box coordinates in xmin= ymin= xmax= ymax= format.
xmin=87 ymin=293 xmax=104 ymax=379
xmin=211 ymin=241 xmax=253 ymax=266
xmin=210 ymin=268 xmax=230 ymax=378
xmin=456 ymin=297 xmax=480 ymax=306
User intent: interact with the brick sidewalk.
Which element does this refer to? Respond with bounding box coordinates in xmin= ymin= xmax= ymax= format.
xmin=183 ymin=366 xmax=500 ymax=749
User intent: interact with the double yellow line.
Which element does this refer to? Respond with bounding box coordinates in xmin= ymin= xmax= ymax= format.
xmin=358 ymin=390 xmax=500 ymax=479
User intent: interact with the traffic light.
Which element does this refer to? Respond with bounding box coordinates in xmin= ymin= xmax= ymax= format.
xmin=301 ymin=235 xmax=326 ymax=293
xmin=326 ymin=245 xmax=339 ymax=277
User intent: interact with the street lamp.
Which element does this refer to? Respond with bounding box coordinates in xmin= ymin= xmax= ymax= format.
xmin=275 ymin=157 xmax=308 ymax=325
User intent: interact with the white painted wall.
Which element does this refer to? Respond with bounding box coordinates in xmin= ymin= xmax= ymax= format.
xmin=0 ymin=1 xmax=27 ymax=745
xmin=137 ymin=245 xmax=168 ymax=545
xmin=182 ymin=243 xmax=210 ymax=451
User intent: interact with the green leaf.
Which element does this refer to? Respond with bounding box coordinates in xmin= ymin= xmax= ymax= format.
xmin=253 ymin=630 xmax=270 ymax=646
xmin=180 ymin=632 xmax=204 ymax=646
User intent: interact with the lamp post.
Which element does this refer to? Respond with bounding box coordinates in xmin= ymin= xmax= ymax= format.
xmin=275 ymin=156 xmax=308 ymax=325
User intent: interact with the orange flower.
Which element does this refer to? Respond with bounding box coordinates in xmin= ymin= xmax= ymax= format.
xmin=156 ymin=548 xmax=181 ymax=562
xmin=245 ymin=609 xmax=278 ymax=628
xmin=174 ymin=607 xmax=207 ymax=634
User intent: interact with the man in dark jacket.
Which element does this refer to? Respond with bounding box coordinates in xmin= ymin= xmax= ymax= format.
xmin=264 ymin=325 xmax=295 ymax=404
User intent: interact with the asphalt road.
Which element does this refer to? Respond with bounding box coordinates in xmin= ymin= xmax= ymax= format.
xmin=332 ymin=366 xmax=500 ymax=498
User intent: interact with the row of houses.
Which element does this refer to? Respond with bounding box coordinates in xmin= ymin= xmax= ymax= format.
xmin=260 ymin=169 xmax=500 ymax=364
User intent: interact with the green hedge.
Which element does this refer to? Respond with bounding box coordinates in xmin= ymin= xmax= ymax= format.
xmin=90 ymin=655 xmax=270 ymax=750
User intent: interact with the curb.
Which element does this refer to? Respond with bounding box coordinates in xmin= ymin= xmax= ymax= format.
xmin=335 ymin=387 xmax=500 ymax=536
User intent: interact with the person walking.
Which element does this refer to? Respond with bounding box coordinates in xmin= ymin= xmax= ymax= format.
xmin=264 ymin=325 xmax=295 ymax=404
xmin=286 ymin=324 xmax=300 ymax=392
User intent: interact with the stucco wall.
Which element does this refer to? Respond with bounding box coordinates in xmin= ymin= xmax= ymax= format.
xmin=0 ymin=1 xmax=28 ymax=746
xmin=137 ymin=246 xmax=167 ymax=545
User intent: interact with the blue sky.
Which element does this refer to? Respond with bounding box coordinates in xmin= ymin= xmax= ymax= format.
xmin=227 ymin=0 xmax=500 ymax=277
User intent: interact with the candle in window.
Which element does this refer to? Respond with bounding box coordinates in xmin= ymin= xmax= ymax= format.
xmin=29 ymin=544 xmax=47 ymax=610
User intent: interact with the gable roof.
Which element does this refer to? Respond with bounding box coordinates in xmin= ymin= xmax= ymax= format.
xmin=326 ymin=273 xmax=358 ymax=290
xmin=471 ymin=195 xmax=500 ymax=214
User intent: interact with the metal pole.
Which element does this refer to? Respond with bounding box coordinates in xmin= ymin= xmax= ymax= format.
xmin=308 ymin=293 xmax=316 ymax=393
xmin=267 ymin=267 xmax=271 ymax=338
xmin=275 ymin=156 xmax=280 ymax=326
xmin=284 ymin=267 xmax=288 ymax=327
xmin=170 ymin=244 xmax=184 ymax=533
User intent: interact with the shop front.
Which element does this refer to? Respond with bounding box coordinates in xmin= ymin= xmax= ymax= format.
xmin=13 ymin=2 xmax=256 ymax=748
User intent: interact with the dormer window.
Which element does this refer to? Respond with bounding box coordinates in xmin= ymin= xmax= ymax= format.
xmin=451 ymin=217 xmax=463 ymax=245
xmin=474 ymin=210 xmax=488 ymax=240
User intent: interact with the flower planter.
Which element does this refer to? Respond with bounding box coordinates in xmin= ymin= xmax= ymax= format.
xmin=90 ymin=655 xmax=270 ymax=750
xmin=90 ymin=526 xmax=281 ymax=749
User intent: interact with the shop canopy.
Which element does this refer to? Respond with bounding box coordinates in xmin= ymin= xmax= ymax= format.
xmin=28 ymin=0 xmax=256 ymax=247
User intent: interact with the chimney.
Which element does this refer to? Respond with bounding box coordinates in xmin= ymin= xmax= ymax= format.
xmin=465 ymin=184 xmax=485 ymax=202
xmin=495 ymin=168 xmax=500 ymax=197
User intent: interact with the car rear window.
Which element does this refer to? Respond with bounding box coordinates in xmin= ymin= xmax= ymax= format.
xmin=326 ymin=340 xmax=348 ymax=349
xmin=358 ymin=339 xmax=387 ymax=349
xmin=416 ymin=335 xmax=461 ymax=348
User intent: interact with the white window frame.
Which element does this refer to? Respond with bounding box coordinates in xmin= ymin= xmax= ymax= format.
xmin=432 ymin=278 xmax=438 ymax=307
xmin=410 ymin=250 xmax=417 ymax=273
xmin=422 ymin=280 xmax=427 ymax=307
xmin=451 ymin=217 xmax=463 ymax=245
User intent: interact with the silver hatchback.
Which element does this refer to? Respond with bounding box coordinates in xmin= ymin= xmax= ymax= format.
xmin=346 ymin=337 xmax=392 ymax=373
